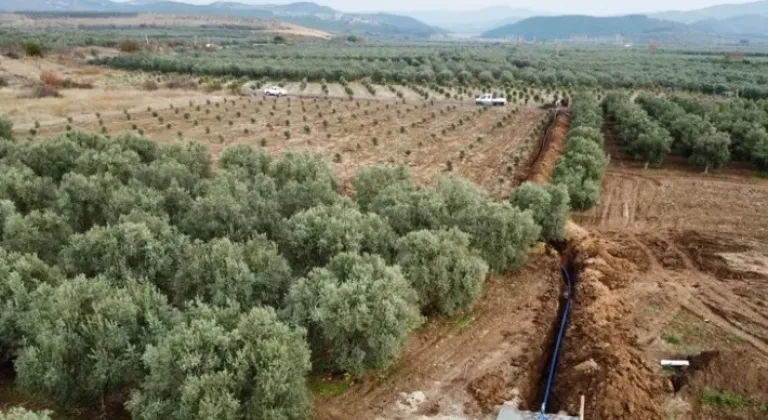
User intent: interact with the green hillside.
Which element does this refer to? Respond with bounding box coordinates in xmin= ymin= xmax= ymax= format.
xmin=481 ymin=14 xmax=698 ymax=41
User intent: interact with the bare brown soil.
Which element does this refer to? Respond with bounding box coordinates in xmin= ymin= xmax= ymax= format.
xmin=566 ymin=124 xmax=768 ymax=420
xmin=12 ymin=94 xmax=544 ymax=195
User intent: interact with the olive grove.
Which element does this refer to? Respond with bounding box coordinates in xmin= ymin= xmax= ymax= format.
xmin=0 ymin=124 xmax=556 ymax=418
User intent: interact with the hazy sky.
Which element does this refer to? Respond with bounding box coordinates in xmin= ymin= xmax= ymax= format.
xmin=116 ymin=0 xmax=753 ymax=15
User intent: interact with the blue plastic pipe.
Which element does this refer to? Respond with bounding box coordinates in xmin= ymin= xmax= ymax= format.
xmin=538 ymin=267 xmax=573 ymax=420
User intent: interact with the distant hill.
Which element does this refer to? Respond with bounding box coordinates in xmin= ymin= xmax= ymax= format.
xmin=652 ymin=0 xmax=768 ymax=23
xmin=692 ymin=14 xmax=768 ymax=36
xmin=481 ymin=14 xmax=701 ymax=41
xmin=0 ymin=0 xmax=444 ymax=37
xmin=402 ymin=6 xmax=541 ymax=34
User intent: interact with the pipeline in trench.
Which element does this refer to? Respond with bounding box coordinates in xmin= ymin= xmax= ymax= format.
xmin=521 ymin=244 xmax=578 ymax=417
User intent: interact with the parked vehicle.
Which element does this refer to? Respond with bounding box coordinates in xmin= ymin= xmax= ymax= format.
xmin=264 ymin=86 xmax=288 ymax=96
xmin=475 ymin=93 xmax=506 ymax=106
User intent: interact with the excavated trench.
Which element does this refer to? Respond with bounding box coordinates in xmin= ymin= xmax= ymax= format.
xmin=520 ymin=243 xmax=579 ymax=415
xmin=514 ymin=108 xmax=663 ymax=419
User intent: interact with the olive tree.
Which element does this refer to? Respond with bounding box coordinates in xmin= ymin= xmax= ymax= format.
xmin=283 ymin=252 xmax=421 ymax=375
xmin=16 ymin=276 xmax=178 ymax=408
xmin=0 ymin=164 xmax=57 ymax=215
xmin=509 ymin=182 xmax=570 ymax=242
xmin=278 ymin=202 xmax=396 ymax=273
xmin=0 ymin=249 xmax=61 ymax=362
xmin=0 ymin=407 xmax=53 ymax=420
xmin=55 ymin=172 xmax=121 ymax=232
xmin=73 ymin=144 xmax=142 ymax=183
xmin=13 ymin=135 xmax=83 ymax=182
xmin=128 ymin=303 xmax=311 ymax=420
xmin=172 ymin=236 xmax=292 ymax=309
xmin=368 ymin=184 xmax=448 ymax=235
xmin=268 ymin=151 xmax=340 ymax=217
xmin=751 ymin=129 xmax=768 ymax=171
xmin=219 ymin=145 xmax=272 ymax=177
xmin=162 ymin=141 xmax=212 ymax=180
xmin=455 ymin=201 xmax=540 ymax=273
xmin=115 ymin=132 xmax=160 ymax=164
xmin=351 ymin=165 xmax=412 ymax=211
xmin=689 ymin=131 xmax=731 ymax=173
xmin=59 ymin=215 xmax=187 ymax=293
xmin=395 ymin=229 xmax=488 ymax=316
xmin=106 ymin=181 xmax=167 ymax=224
xmin=179 ymin=173 xmax=280 ymax=241
xmin=2 ymin=210 xmax=73 ymax=265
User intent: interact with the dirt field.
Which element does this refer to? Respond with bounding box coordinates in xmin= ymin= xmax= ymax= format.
xmin=568 ymin=127 xmax=768 ymax=420
xmin=7 ymin=87 xmax=545 ymax=195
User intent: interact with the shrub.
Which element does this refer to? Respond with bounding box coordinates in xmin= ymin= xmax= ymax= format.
xmin=283 ymin=252 xmax=421 ymax=375
xmin=23 ymin=41 xmax=44 ymax=57
xmin=117 ymin=39 xmax=142 ymax=53
xmin=278 ymin=201 xmax=396 ymax=274
xmin=395 ymin=228 xmax=488 ymax=316
xmin=0 ymin=118 xmax=12 ymax=141
xmin=29 ymin=84 xmax=61 ymax=98
xmin=128 ymin=303 xmax=310 ymax=420
xmin=16 ymin=276 xmax=177 ymax=408
xmin=509 ymin=182 xmax=570 ymax=242
xmin=39 ymin=70 xmax=60 ymax=87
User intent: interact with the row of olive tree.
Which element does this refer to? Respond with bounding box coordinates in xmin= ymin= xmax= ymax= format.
xmin=0 ymin=122 xmax=546 ymax=419
xmin=671 ymin=96 xmax=768 ymax=171
xmin=636 ymin=94 xmax=730 ymax=172
xmin=550 ymin=92 xmax=608 ymax=211
xmin=602 ymin=92 xmax=673 ymax=168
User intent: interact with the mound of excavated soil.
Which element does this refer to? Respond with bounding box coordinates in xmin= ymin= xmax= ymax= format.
xmin=525 ymin=111 xmax=568 ymax=186
xmin=549 ymin=222 xmax=666 ymax=419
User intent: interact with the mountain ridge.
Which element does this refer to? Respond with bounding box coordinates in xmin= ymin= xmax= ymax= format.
xmin=0 ymin=0 xmax=444 ymax=37
xmin=480 ymin=14 xmax=705 ymax=41
xmin=652 ymin=0 xmax=768 ymax=23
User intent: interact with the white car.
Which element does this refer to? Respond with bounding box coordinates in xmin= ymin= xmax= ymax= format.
xmin=264 ymin=86 xmax=288 ymax=97
xmin=475 ymin=93 xmax=506 ymax=106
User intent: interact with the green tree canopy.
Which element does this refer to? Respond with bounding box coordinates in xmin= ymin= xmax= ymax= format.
xmin=172 ymin=236 xmax=293 ymax=309
xmin=351 ymin=165 xmax=412 ymax=211
xmin=278 ymin=201 xmax=396 ymax=274
xmin=509 ymin=182 xmax=570 ymax=242
xmin=689 ymin=131 xmax=731 ymax=172
xmin=59 ymin=215 xmax=187 ymax=293
xmin=2 ymin=209 xmax=72 ymax=265
xmin=395 ymin=229 xmax=488 ymax=316
xmin=283 ymin=252 xmax=421 ymax=375
xmin=0 ymin=407 xmax=53 ymax=420
xmin=0 ymin=248 xmax=61 ymax=362
xmin=179 ymin=172 xmax=279 ymax=241
xmin=15 ymin=276 xmax=177 ymax=408
xmin=128 ymin=303 xmax=310 ymax=420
